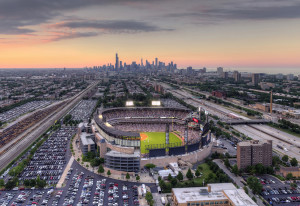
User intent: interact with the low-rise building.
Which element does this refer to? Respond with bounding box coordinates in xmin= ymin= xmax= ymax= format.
xmin=255 ymin=103 xmax=270 ymax=112
xmin=172 ymin=183 xmax=257 ymax=206
xmin=279 ymin=166 xmax=300 ymax=178
xmin=80 ymin=133 xmax=96 ymax=154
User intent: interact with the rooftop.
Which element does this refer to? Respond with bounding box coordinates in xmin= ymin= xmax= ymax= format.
xmin=80 ymin=132 xmax=95 ymax=146
xmin=173 ymin=183 xmax=257 ymax=205
xmin=106 ymin=150 xmax=140 ymax=158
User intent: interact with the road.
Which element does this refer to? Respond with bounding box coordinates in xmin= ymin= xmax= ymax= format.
xmin=159 ymin=81 xmax=300 ymax=161
xmin=233 ymin=125 xmax=300 ymax=160
xmin=213 ymin=159 xmax=264 ymax=206
xmin=0 ymin=81 xmax=98 ymax=171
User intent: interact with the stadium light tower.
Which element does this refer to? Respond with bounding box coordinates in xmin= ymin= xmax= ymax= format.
xmin=205 ymin=111 xmax=209 ymax=123
xmin=126 ymin=101 xmax=134 ymax=107
xmin=151 ymin=100 xmax=161 ymax=106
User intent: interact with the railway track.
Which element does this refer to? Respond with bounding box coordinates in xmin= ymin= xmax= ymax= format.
xmin=0 ymin=82 xmax=98 ymax=170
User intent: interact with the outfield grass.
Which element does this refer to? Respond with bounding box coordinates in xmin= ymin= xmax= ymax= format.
xmin=140 ymin=132 xmax=183 ymax=154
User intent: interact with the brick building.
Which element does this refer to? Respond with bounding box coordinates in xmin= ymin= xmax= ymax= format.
xmin=237 ymin=140 xmax=272 ymax=170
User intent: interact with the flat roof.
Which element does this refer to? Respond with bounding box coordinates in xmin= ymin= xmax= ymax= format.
xmin=80 ymin=133 xmax=95 ymax=146
xmin=173 ymin=187 xmax=227 ymax=203
xmin=173 ymin=183 xmax=257 ymax=205
xmin=106 ymin=150 xmax=140 ymax=158
xmin=223 ymin=189 xmax=257 ymax=206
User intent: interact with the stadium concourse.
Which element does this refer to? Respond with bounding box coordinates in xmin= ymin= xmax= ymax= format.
xmin=84 ymin=106 xmax=212 ymax=174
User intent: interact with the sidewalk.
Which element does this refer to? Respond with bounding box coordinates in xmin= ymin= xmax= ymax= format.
xmin=213 ymin=159 xmax=264 ymax=206
xmin=57 ymin=156 xmax=74 ymax=188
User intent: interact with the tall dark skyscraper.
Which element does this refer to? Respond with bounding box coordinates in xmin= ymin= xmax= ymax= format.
xmin=155 ymin=58 xmax=158 ymax=68
xmin=115 ymin=53 xmax=119 ymax=70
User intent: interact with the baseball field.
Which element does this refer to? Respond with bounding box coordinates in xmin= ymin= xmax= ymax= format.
xmin=140 ymin=132 xmax=183 ymax=154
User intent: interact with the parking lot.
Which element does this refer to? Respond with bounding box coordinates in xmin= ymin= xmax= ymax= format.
xmin=0 ymin=123 xmax=158 ymax=206
xmin=68 ymin=100 xmax=97 ymax=122
xmin=0 ymin=101 xmax=52 ymax=122
xmin=256 ymin=175 xmax=300 ymax=206
xmin=0 ymin=159 xmax=157 ymax=206
xmin=19 ymin=127 xmax=76 ymax=185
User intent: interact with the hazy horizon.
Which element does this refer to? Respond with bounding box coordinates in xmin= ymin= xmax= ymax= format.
xmin=0 ymin=66 xmax=299 ymax=75
xmin=1 ymin=0 xmax=300 ymax=69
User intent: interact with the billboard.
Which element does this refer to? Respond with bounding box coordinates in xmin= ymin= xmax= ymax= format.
xmin=192 ymin=118 xmax=199 ymax=123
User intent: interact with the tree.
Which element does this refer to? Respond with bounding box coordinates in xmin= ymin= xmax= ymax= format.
xmin=195 ymin=169 xmax=200 ymax=177
xmin=144 ymin=164 xmax=156 ymax=169
xmin=5 ymin=180 xmax=16 ymax=190
xmin=247 ymin=176 xmax=262 ymax=194
xmin=286 ymin=173 xmax=294 ymax=180
xmin=290 ymin=158 xmax=298 ymax=166
xmin=98 ymin=164 xmax=104 ymax=174
xmin=232 ymin=165 xmax=239 ymax=175
xmin=145 ymin=191 xmax=154 ymax=206
xmin=0 ymin=179 xmax=4 ymax=187
xmin=224 ymin=158 xmax=230 ymax=168
xmin=186 ymin=168 xmax=193 ymax=180
xmin=158 ymin=176 xmax=162 ymax=182
xmin=168 ymin=174 xmax=173 ymax=181
xmin=171 ymin=178 xmax=177 ymax=187
xmin=255 ymin=163 xmax=265 ymax=174
xmin=177 ymin=171 xmax=183 ymax=182
xmin=243 ymin=186 xmax=248 ymax=194
xmin=291 ymin=182 xmax=297 ymax=189
xmin=136 ymin=176 xmax=140 ymax=182
xmin=197 ymin=165 xmax=203 ymax=171
xmin=107 ymin=170 xmax=111 ymax=177
xmin=272 ymin=156 xmax=281 ymax=166
xmin=91 ymin=158 xmax=101 ymax=167
xmin=126 ymin=173 xmax=130 ymax=181
xmin=282 ymin=155 xmax=289 ymax=162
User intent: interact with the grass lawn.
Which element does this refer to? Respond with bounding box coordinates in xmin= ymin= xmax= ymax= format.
xmin=193 ymin=163 xmax=213 ymax=185
xmin=175 ymin=163 xmax=213 ymax=187
xmin=140 ymin=132 xmax=183 ymax=154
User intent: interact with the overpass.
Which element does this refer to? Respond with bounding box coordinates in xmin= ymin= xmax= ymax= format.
xmin=225 ymin=119 xmax=271 ymax=125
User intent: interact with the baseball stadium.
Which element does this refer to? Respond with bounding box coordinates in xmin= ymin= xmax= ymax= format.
xmin=87 ymin=105 xmax=212 ymax=173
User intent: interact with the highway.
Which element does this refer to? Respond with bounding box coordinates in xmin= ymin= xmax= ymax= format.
xmin=233 ymin=125 xmax=300 ymax=160
xmin=0 ymin=81 xmax=98 ymax=171
xmin=158 ymin=81 xmax=300 ymax=161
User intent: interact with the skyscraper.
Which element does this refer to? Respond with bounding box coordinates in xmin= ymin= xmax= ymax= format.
xmin=252 ymin=73 xmax=260 ymax=85
xmin=233 ymin=71 xmax=241 ymax=82
xmin=115 ymin=53 xmax=119 ymax=70
xmin=217 ymin=67 xmax=223 ymax=75
xmin=155 ymin=58 xmax=158 ymax=68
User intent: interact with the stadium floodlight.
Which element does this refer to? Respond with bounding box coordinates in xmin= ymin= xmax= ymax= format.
xmin=152 ymin=100 xmax=161 ymax=106
xmin=205 ymin=111 xmax=209 ymax=115
xmin=105 ymin=122 xmax=112 ymax=127
xmin=98 ymin=115 xmax=103 ymax=119
xmin=126 ymin=101 xmax=134 ymax=107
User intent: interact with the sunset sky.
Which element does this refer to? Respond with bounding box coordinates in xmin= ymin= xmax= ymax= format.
xmin=1 ymin=0 xmax=300 ymax=71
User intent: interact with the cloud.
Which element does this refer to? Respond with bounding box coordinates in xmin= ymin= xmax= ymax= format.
xmin=0 ymin=0 xmax=164 ymax=35
xmin=51 ymin=20 xmax=172 ymax=33
xmin=165 ymin=0 xmax=300 ymax=24
xmin=49 ymin=31 xmax=99 ymax=41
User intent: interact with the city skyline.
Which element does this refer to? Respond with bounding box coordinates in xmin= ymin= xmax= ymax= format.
xmin=0 ymin=0 xmax=300 ymax=71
